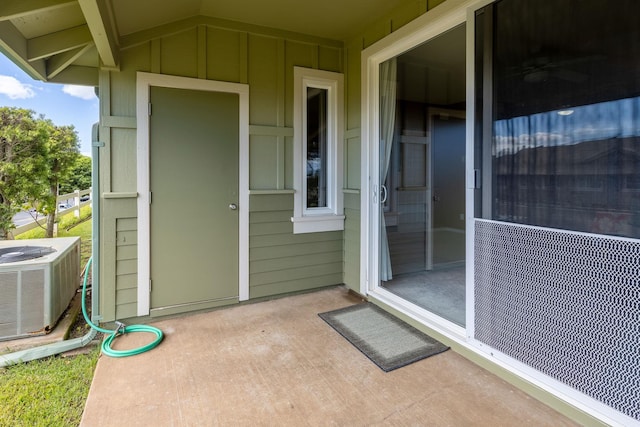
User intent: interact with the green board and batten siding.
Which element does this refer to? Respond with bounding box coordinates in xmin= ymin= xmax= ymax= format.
xmin=99 ymin=1 xmax=445 ymax=320
xmin=100 ymin=20 xmax=345 ymax=321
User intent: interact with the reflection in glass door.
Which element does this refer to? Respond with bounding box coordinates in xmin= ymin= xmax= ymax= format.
xmin=430 ymin=115 xmax=466 ymax=270
xmin=379 ymin=24 xmax=467 ymax=326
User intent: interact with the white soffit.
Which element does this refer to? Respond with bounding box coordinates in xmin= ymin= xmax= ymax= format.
xmin=10 ymin=4 xmax=85 ymax=39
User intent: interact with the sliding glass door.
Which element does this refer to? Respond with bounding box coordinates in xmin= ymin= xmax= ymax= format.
xmin=378 ymin=24 xmax=467 ymax=326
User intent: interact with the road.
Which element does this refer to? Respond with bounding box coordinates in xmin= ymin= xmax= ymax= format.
xmin=12 ymin=211 xmax=43 ymax=227
xmin=10 ymin=193 xmax=86 ymax=229
xmin=12 ymin=201 xmax=75 ymax=227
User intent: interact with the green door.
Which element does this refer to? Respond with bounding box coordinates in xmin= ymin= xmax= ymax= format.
xmin=150 ymin=86 xmax=239 ymax=313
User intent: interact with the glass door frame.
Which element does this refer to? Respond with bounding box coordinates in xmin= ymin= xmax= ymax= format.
xmin=359 ymin=2 xmax=638 ymax=424
xmin=359 ymin=0 xmax=487 ymax=340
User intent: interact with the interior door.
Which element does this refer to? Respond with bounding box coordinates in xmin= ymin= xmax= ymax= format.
xmin=149 ymin=86 xmax=239 ymax=311
xmin=430 ymin=114 xmax=466 ymax=267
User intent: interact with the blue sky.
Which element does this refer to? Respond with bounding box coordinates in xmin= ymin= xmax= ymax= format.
xmin=0 ymin=53 xmax=98 ymax=156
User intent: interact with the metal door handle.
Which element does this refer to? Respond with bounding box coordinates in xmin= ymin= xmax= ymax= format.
xmin=229 ymin=203 xmax=238 ymax=210
xmin=380 ymin=185 xmax=388 ymax=204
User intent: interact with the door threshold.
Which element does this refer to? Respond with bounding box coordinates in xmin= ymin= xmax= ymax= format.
xmin=367 ymin=287 xmax=466 ymax=342
xmin=150 ymin=296 xmax=239 ymax=317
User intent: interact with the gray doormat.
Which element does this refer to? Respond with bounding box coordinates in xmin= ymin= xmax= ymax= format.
xmin=319 ymin=303 xmax=449 ymax=372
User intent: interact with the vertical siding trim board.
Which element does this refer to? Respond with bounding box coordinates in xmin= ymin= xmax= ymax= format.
xmin=239 ymin=32 xmax=248 ymax=84
xmin=99 ymin=70 xmax=112 ymax=194
xmin=197 ymin=25 xmax=207 ymax=79
xmin=276 ymin=39 xmax=287 ymax=189
xmin=98 ymin=69 xmax=113 ymax=321
xmin=277 ymin=135 xmax=286 ymax=190
xmin=151 ymin=39 xmax=161 ymax=73
xmin=276 ymin=39 xmax=286 ymax=127
xmin=136 ymin=72 xmax=250 ymax=315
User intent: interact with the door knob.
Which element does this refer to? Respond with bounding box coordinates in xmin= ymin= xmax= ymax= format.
xmin=229 ymin=203 xmax=238 ymax=210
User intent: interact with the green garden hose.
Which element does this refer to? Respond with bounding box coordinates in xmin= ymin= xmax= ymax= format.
xmin=82 ymin=257 xmax=163 ymax=357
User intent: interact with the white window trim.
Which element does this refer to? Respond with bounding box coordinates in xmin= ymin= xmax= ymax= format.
xmin=136 ymin=72 xmax=250 ymax=316
xmin=292 ymin=67 xmax=345 ymax=234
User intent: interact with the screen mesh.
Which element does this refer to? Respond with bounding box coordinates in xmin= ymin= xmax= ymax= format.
xmin=474 ymin=219 xmax=640 ymax=421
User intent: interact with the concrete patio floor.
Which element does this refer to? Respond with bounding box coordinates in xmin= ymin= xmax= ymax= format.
xmin=81 ymin=286 xmax=578 ymax=426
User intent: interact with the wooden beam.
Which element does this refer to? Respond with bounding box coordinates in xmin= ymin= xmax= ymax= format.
xmin=47 ymin=64 xmax=98 ymax=86
xmin=77 ymin=0 xmax=118 ymax=69
xmin=0 ymin=21 xmax=47 ymax=80
xmin=28 ymin=25 xmax=93 ymax=61
xmin=0 ymin=0 xmax=75 ymax=21
xmin=46 ymin=42 xmax=94 ymax=79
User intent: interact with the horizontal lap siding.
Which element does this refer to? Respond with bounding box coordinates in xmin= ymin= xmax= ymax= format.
xmin=249 ymin=194 xmax=343 ymax=298
xmin=115 ymin=217 xmax=137 ymax=319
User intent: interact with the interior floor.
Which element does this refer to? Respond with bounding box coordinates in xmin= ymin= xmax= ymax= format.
xmin=384 ymin=264 xmax=466 ymax=326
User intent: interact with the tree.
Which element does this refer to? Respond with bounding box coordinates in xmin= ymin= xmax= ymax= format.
xmin=41 ymin=123 xmax=80 ymax=237
xmin=0 ymin=108 xmax=48 ymax=239
xmin=59 ymin=155 xmax=91 ymax=194
xmin=0 ymin=107 xmax=80 ymax=239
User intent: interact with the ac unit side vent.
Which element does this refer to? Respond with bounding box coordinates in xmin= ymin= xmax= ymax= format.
xmin=0 ymin=238 xmax=80 ymax=341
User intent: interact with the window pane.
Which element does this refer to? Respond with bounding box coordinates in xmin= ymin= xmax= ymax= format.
xmin=483 ymin=0 xmax=640 ymax=238
xmin=307 ymin=87 xmax=327 ymax=208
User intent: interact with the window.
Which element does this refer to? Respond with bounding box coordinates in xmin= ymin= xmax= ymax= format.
xmin=292 ymin=67 xmax=344 ymax=233
xmin=476 ymin=0 xmax=640 ymax=239
xmin=306 ymin=87 xmax=327 ymax=208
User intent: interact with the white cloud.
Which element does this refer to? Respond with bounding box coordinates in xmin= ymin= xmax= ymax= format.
xmin=62 ymin=85 xmax=96 ymax=100
xmin=0 ymin=75 xmax=36 ymax=99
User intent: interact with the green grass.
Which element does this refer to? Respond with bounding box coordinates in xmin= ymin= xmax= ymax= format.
xmin=16 ymin=206 xmax=93 ymax=268
xmin=2 ymin=206 xmax=98 ymax=426
xmin=0 ymin=348 xmax=100 ymax=427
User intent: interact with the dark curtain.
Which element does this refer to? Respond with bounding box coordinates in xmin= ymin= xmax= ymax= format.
xmin=484 ymin=0 xmax=640 ymax=238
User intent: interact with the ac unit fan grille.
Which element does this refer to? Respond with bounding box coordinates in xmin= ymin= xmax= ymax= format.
xmin=0 ymin=246 xmax=56 ymax=264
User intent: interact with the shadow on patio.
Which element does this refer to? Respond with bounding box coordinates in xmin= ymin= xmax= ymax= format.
xmin=81 ymin=286 xmax=577 ymax=426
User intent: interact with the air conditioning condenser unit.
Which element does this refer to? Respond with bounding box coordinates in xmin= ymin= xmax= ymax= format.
xmin=0 ymin=237 xmax=81 ymax=341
